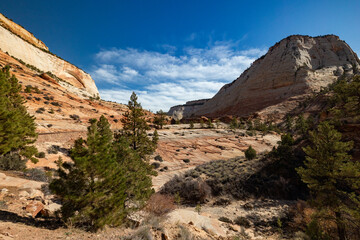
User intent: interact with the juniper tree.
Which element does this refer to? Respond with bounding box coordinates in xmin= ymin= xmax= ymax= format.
xmin=0 ymin=66 xmax=38 ymax=169
xmin=297 ymin=122 xmax=360 ymax=240
xmin=121 ymin=92 xmax=157 ymax=159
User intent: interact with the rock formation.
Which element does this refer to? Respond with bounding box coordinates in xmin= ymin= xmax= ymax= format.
xmin=168 ymin=99 xmax=209 ymax=120
xmin=0 ymin=13 xmax=99 ymax=98
xmin=170 ymin=35 xmax=360 ymax=119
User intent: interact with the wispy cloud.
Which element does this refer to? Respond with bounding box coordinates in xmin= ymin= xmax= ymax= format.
xmin=91 ymin=41 xmax=267 ymax=111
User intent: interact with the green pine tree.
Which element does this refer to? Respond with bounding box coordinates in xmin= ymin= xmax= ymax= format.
xmin=0 ymin=66 xmax=38 ymax=169
xmin=295 ymin=114 xmax=309 ymax=136
xmin=153 ymin=110 xmax=166 ymax=129
xmin=121 ymin=92 xmax=157 ymax=159
xmin=50 ymin=115 xmax=155 ymax=231
xmin=245 ymin=146 xmax=256 ymax=160
xmin=297 ymin=122 xmax=360 ymax=240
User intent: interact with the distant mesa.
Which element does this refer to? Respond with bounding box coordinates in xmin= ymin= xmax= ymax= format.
xmin=169 ymin=34 xmax=360 ymax=120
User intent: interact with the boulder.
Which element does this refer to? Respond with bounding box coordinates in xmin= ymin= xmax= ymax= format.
xmin=28 ymin=189 xmax=44 ymax=200
xmin=44 ymin=202 xmax=62 ymax=215
xmin=25 ymin=201 xmax=44 ymax=218
xmin=18 ymin=190 xmax=30 ymax=198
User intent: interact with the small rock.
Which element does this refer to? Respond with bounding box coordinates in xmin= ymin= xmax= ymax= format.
xmin=29 ymin=189 xmax=44 ymax=200
xmin=19 ymin=190 xmax=30 ymax=198
xmin=45 ymin=202 xmax=61 ymax=214
xmin=1 ymin=188 xmax=9 ymax=194
xmin=25 ymin=201 xmax=44 ymax=218
xmin=243 ymin=202 xmax=254 ymax=210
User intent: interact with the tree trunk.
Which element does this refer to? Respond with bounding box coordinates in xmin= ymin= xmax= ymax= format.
xmin=335 ymin=211 xmax=346 ymax=240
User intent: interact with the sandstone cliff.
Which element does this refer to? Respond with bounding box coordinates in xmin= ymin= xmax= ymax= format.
xmin=0 ymin=13 xmax=99 ymax=97
xmin=170 ymin=35 xmax=360 ymax=119
xmin=168 ymin=99 xmax=209 ymax=120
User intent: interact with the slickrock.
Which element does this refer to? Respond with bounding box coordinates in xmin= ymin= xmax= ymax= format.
xmin=0 ymin=172 xmax=44 ymax=190
xmin=170 ymin=35 xmax=360 ymax=119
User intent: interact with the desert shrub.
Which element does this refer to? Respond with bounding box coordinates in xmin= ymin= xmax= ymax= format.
xmin=69 ymin=114 xmax=80 ymax=120
xmin=229 ymin=118 xmax=239 ymax=129
xmin=35 ymin=151 xmax=45 ymax=158
xmin=24 ymin=168 xmax=49 ymax=182
xmin=154 ymin=155 xmax=163 ymax=162
xmin=0 ymin=152 xmax=26 ymax=170
xmin=234 ymin=216 xmax=251 ymax=228
xmin=183 ymin=159 xmax=190 ymax=163
xmin=145 ymin=193 xmax=175 ymax=216
xmin=160 ymin=175 xmax=211 ymax=204
xmin=207 ymin=119 xmax=214 ymax=128
xmin=305 ymin=219 xmax=331 ymax=240
xmin=51 ymin=101 xmax=61 ymax=107
xmin=219 ymin=216 xmax=233 ymax=224
xmin=35 ymin=107 xmax=45 ymax=114
xmin=245 ymin=146 xmax=256 ymax=160
xmin=25 ymin=85 xmax=32 ymax=93
xmin=47 ymin=145 xmax=60 ymax=154
xmin=151 ymin=162 xmax=160 ymax=169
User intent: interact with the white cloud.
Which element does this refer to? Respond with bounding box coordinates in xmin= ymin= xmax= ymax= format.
xmin=100 ymin=80 xmax=226 ymax=112
xmin=92 ymin=42 xmax=267 ymax=111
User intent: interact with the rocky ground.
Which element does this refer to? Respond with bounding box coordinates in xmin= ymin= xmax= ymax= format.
xmin=151 ymin=124 xmax=280 ymax=191
xmin=0 ymin=49 xmax=294 ymax=239
xmin=0 ymin=122 xmax=292 ymax=240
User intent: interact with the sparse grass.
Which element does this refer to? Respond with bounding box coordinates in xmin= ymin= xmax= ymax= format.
xmin=219 ymin=216 xmax=233 ymax=224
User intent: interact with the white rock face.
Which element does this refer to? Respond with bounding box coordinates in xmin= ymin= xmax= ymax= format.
xmin=0 ymin=15 xmax=99 ymax=98
xmin=168 ymin=99 xmax=209 ymax=120
xmin=170 ymin=35 xmax=360 ymax=119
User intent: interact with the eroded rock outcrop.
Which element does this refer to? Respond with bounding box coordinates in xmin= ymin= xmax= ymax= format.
xmin=0 ymin=13 xmax=99 ymax=97
xmin=168 ymin=99 xmax=209 ymax=120
xmin=170 ymin=35 xmax=360 ymax=119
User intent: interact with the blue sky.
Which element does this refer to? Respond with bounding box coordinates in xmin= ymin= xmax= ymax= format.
xmin=1 ymin=0 xmax=359 ymax=111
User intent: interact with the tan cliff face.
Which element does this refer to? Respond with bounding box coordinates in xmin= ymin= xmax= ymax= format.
xmin=0 ymin=13 xmax=99 ymax=98
xmin=0 ymin=13 xmax=48 ymax=51
xmin=170 ymin=35 xmax=360 ymax=119
xmin=0 ymin=50 xmax=129 ymax=167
